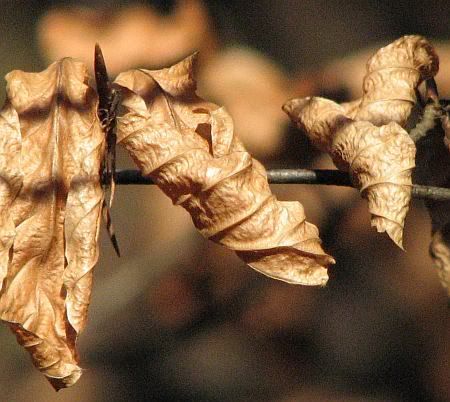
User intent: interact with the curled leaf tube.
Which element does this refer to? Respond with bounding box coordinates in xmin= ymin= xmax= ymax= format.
xmin=284 ymin=35 xmax=440 ymax=248
xmin=115 ymin=53 xmax=334 ymax=286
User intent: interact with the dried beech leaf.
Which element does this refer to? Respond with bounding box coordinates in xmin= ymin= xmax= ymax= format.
xmin=0 ymin=104 xmax=22 ymax=291
xmin=0 ymin=59 xmax=104 ymax=389
xmin=115 ymin=54 xmax=334 ymax=285
xmin=319 ymin=37 xmax=450 ymax=103
xmin=353 ymin=35 xmax=439 ymax=127
xmin=282 ymin=36 xmax=438 ymax=248
xmin=284 ymin=96 xmax=415 ymax=248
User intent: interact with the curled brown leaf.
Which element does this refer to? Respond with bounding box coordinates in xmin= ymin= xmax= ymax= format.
xmin=353 ymin=35 xmax=439 ymax=127
xmin=319 ymin=37 xmax=449 ymax=102
xmin=115 ymin=54 xmax=334 ymax=285
xmin=283 ymin=36 xmax=440 ymax=248
xmin=0 ymin=59 xmax=104 ymax=389
xmin=284 ymin=96 xmax=415 ymax=248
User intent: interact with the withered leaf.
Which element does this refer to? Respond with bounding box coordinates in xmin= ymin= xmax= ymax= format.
xmin=319 ymin=36 xmax=450 ymax=109
xmin=283 ymin=35 xmax=439 ymax=249
xmin=284 ymin=96 xmax=415 ymax=248
xmin=350 ymin=35 xmax=439 ymax=127
xmin=115 ymin=53 xmax=334 ymax=285
xmin=0 ymin=59 xmax=104 ymax=389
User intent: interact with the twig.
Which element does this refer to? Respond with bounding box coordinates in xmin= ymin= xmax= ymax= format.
xmin=114 ymin=169 xmax=450 ymax=202
xmin=409 ymin=100 xmax=442 ymax=143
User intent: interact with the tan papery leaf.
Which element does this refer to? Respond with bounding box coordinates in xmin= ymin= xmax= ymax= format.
xmin=282 ymin=36 xmax=439 ymax=248
xmin=0 ymin=59 xmax=104 ymax=389
xmin=283 ymin=96 xmax=415 ymax=248
xmin=115 ymin=53 xmax=334 ymax=285
xmin=319 ymin=36 xmax=449 ymax=102
xmin=353 ymin=35 xmax=439 ymax=127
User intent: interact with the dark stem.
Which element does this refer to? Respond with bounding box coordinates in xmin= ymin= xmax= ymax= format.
xmin=409 ymin=100 xmax=442 ymax=143
xmin=114 ymin=169 xmax=450 ymax=202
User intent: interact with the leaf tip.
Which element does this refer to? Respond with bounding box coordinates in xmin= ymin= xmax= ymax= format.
xmin=47 ymin=365 xmax=83 ymax=391
xmin=371 ymin=216 xmax=405 ymax=250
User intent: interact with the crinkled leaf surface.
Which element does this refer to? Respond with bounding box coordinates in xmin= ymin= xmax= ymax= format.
xmin=284 ymin=96 xmax=415 ymax=248
xmin=115 ymin=53 xmax=334 ymax=286
xmin=283 ymin=35 xmax=439 ymax=248
xmin=0 ymin=58 xmax=104 ymax=389
xmin=353 ymin=35 xmax=439 ymax=127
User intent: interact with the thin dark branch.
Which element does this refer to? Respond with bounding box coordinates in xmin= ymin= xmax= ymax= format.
xmin=114 ymin=169 xmax=450 ymax=202
xmin=267 ymin=169 xmax=351 ymax=185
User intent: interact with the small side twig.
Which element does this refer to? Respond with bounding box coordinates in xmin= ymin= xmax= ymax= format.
xmin=409 ymin=100 xmax=442 ymax=143
xmin=114 ymin=169 xmax=450 ymax=202
xmin=409 ymin=79 xmax=443 ymax=143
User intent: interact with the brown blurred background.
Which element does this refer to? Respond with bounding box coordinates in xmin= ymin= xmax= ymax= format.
xmin=0 ymin=1 xmax=449 ymax=401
